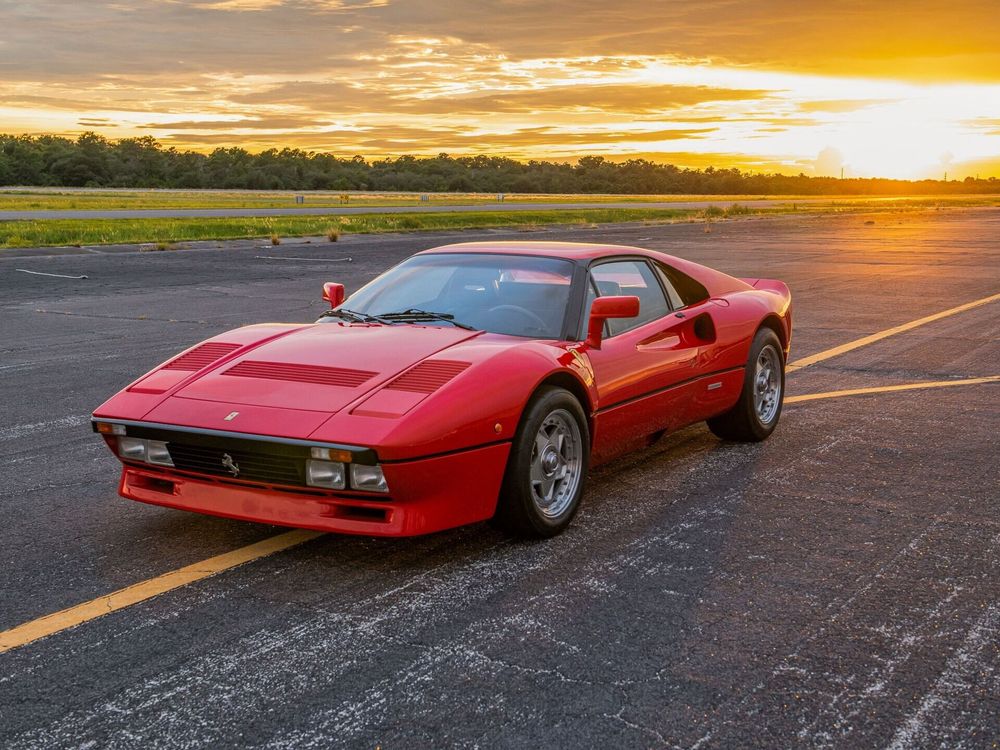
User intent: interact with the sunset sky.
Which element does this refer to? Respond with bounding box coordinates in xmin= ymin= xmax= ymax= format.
xmin=3 ymin=0 xmax=1000 ymax=178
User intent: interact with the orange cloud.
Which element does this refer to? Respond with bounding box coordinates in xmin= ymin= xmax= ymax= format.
xmin=1 ymin=0 xmax=999 ymax=177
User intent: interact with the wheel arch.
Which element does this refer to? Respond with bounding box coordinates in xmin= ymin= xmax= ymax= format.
xmin=531 ymin=370 xmax=595 ymax=445
xmin=757 ymin=313 xmax=789 ymax=356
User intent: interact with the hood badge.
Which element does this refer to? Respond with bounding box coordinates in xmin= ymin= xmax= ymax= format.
xmin=221 ymin=453 xmax=240 ymax=477
xmin=224 ymin=411 xmax=239 ymax=421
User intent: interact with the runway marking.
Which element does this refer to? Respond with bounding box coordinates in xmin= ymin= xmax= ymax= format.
xmin=2 ymin=376 xmax=998 ymax=654
xmin=786 ymin=292 xmax=1000 ymax=373
xmin=254 ymin=255 xmax=353 ymax=262
xmin=15 ymin=269 xmax=89 ymax=279
xmin=0 ymin=529 xmax=322 ymax=654
xmin=785 ymin=376 xmax=1000 ymax=404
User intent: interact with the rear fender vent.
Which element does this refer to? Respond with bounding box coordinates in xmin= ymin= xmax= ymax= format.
xmin=162 ymin=342 xmax=241 ymax=371
xmin=385 ymin=360 xmax=470 ymax=394
xmin=223 ymin=360 xmax=377 ymax=388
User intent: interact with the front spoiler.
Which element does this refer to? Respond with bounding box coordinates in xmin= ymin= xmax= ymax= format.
xmin=117 ymin=441 xmax=511 ymax=537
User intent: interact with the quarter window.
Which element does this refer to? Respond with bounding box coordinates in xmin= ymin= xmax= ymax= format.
xmin=655 ymin=262 xmax=710 ymax=308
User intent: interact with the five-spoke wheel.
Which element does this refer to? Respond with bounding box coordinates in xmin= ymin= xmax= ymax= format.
xmin=493 ymin=387 xmax=589 ymax=538
xmin=707 ymin=327 xmax=786 ymax=442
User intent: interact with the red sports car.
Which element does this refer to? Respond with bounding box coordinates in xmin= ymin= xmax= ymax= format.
xmin=93 ymin=242 xmax=791 ymax=538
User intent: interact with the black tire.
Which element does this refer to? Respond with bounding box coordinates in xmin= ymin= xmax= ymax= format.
xmin=707 ymin=327 xmax=785 ymax=442
xmin=492 ymin=386 xmax=590 ymax=538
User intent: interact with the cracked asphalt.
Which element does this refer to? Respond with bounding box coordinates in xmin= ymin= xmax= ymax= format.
xmin=1 ymin=210 xmax=998 ymax=748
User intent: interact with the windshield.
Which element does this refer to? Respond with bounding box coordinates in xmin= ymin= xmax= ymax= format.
xmin=327 ymin=253 xmax=575 ymax=339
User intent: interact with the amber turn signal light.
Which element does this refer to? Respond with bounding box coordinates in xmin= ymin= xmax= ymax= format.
xmin=310 ymin=446 xmax=353 ymax=463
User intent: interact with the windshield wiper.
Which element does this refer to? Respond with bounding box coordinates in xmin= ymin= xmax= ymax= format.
xmin=319 ymin=308 xmax=386 ymax=324
xmin=379 ymin=308 xmax=478 ymax=331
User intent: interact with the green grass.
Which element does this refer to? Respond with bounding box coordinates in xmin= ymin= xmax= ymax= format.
xmin=1 ymin=199 xmax=996 ymax=249
xmin=0 ymin=208 xmax=702 ymax=248
xmin=3 ymin=188 xmax=996 ymax=212
xmin=0 ymin=189 xmax=765 ymax=211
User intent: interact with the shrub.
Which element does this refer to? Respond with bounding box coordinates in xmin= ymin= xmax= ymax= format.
xmin=326 ymin=227 xmax=340 ymax=242
xmin=270 ymin=233 xmax=280 ymax=245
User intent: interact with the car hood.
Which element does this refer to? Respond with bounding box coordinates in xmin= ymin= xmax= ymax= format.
xmin=148 ymin=323 xmax=482 ymax=417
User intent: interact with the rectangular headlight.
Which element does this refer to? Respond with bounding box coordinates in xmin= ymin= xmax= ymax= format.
xmin=350 ymin=463 xmax=389 ymax=493
xmin=146 ymin=440 xmax=174 ymax=467
xmin=117 ymin=436 xmax=147 ymax=461
xmin=306 ymin=459 xmax=346 ymax=489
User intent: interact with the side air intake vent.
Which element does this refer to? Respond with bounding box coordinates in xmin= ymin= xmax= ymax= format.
xmin=385 ymin=360 xmax=470 ymax=394
xmin=162 ymin=342 xmax=241 ymax=371
xmin=223 ymin=360 xmax=377 ymax=388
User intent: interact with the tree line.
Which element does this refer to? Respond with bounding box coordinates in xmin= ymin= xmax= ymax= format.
xmin=1 ymin=132 xmax=996 ymax=195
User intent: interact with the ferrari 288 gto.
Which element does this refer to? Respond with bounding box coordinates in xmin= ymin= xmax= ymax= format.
xmin=93 ymin=242 xmax=792 ymax=538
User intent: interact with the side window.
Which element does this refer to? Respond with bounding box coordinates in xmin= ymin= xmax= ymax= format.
xmin=655 ymin=262 xmax=710 ymax=308
xmin=591 ymin=260 xmax=669 ymax=336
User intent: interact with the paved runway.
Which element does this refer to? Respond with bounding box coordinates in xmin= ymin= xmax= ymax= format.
xmin=1 ymin=211 xmax=998 ymax=748
xmin=1 ymin=197 xmax=839 ymax=221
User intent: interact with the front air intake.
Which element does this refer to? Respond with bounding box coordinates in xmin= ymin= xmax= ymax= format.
xmin=385 ymin=360 xmax=470 ymax=394
xmin=162 ymin=342 xmax=241 ymax=371
xmin=223 ymin=360 xmax=377 ymax=388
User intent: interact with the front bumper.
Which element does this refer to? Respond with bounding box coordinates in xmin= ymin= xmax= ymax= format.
xmin=116 ymin=440 xmax=511 ymax=537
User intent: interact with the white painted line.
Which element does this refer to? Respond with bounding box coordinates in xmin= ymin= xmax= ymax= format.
xmin=254 ymin=256 xmax=353 ymax=262
xmin=15 ymin=269 xmax=89 ymax=279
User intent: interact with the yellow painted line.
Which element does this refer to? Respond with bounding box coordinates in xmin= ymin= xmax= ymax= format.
xmin=3 ymin=373 xmax=999 ymax=654
xmin=0 ymin=528 xmax=323 ymax=654
xmin=787 ymin=292 xmax=1000 ymax=373
xmin=786 ymin=375 xmax=1000 ymax=404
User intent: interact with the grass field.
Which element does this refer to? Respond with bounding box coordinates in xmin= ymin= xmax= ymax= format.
xmin=0 ymin=189 xmax=753 ymax=211
xmin=2 ymin=188 xmax=997 ymax=212
xmin=1 ymin=195 xmax=997 ymax=249
xmin=0 ymin=207 xmax=705 ymax=248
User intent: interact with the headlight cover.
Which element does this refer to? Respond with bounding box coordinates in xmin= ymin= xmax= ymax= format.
xmin=350 ymin=463 xmax=389 ymax=493
xmin=117 ymin=437 xmax=174 ymax=467
xmin=306 ymin=459 xmax=346 ymax=489
xmin=146 ymin=440 xmax=174 ymax=467
xmin=117 ymin=436 xmax=148 ymax=461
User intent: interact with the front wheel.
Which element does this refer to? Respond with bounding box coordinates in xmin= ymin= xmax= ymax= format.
xmin=492 ymin=387 xmax=589 ymax=538
xmin=707 ymin=328 xmax=785 ymax=442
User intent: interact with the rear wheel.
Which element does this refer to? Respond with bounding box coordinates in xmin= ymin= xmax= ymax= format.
xmin=707 ymin=328 xmax=784 ymax=442
xmin=492 ymin=387 xmax=589 ymax=538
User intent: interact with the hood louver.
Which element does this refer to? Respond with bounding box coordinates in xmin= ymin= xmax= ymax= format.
xmin=385 ymin=360 xmax=470 ymax=394
xmin=223 ymin=360 xmax=377 ymax=388
xmin=162 ymin=342 xmax=241 ymax=371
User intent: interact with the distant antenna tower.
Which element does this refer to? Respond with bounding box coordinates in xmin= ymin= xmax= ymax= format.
xmin=840 ymin=167 xmax=844 ymax=179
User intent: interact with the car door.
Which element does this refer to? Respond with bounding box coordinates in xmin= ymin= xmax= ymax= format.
xmin=653 ymin=260 xmax=747 ymax=423
xmin=585 ymin=258 xmax=707 ymax=462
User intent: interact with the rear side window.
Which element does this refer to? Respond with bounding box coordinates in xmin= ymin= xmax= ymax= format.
xmin=591 ymin=260 xmax=669 ymax=336
xmin=656 ymin=262 xmax=710 ymax=308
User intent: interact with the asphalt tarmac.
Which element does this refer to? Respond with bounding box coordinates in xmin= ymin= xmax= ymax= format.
xmin=1 ymin=210 xmax=998 ymax=748
xmin=2 ymin=197 xmax=857 ymax=221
